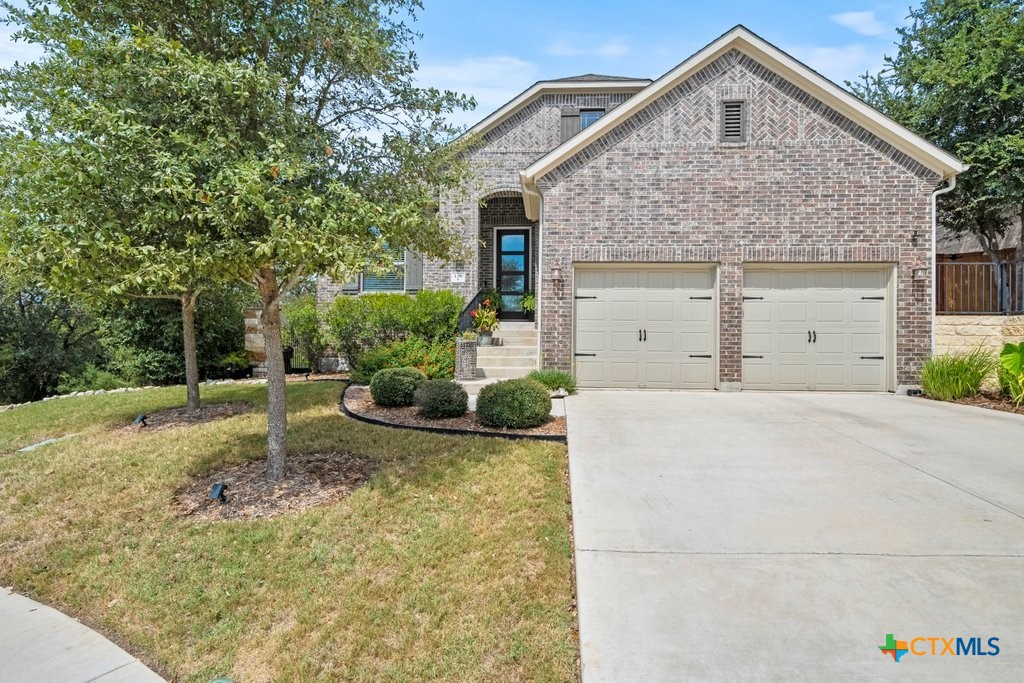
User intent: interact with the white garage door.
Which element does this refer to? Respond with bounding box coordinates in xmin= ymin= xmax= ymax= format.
xmin=742 ymin=266 xmax=890 ymax=391
xmin=574 ymin=266 xmax=716 ymax=389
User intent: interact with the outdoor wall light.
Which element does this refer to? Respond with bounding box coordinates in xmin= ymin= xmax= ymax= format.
xmin=209 ymin=483 xmax=228 ymax=503
xmin=550 ymin=260 xmax=564 ymax=283
xmin=133 ymin=414 xmax=147 ymax=427
xmin=912 ymin=266 xmax=930 ymax=281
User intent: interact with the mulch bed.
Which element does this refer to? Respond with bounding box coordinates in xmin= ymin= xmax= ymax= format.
xmin=342 ymin=385 xmax=567 ymax=438
xmin=949 ymin=390 xmax=1024 ymax=415
xmin=173 ymin=451 xmax=376 ymax=520
xmin=285 ymin=372 xmax=348 ymax=382
xmin=117 ymin=402 xmax=252 ymax=433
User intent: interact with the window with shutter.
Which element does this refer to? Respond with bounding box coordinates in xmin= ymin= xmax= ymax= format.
xmin=720 ymin=100 xmax=747 ymax=143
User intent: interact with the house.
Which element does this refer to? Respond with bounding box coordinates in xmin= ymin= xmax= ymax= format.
xmin=319 ymin=25 xmax=967 ymax=391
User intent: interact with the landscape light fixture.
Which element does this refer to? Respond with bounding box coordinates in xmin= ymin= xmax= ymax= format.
xmin=304 ymin=372 xmax=311 ymax=381
xmin=133 ymin=414 xmax=147 ymax=427
xmin=550 ymin=259 xmax=564 ymax=283
xmin=208 ymin=483 xmax=228 ymax=503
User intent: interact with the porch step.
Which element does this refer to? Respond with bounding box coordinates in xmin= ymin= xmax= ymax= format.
xmin=493 ymin=331 xmax=537 ymax=345
xmin=499 ymin=321 xmax=536 ymax=331
xmin=476 ymin=355 xmax=538 ymax=368
xmin=477 ymin=345 xmax=537 ymax=358
xmin=476 ymin=366 xmax=536 ymax=379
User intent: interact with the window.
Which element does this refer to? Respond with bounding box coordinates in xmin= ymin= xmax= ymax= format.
xmin=580 ymin=109 xmax=605 ymax=129
xmin=720 ymin=100 xmax=747 ymax=142
xmin=362 ymin=252 xmax=406 ymax=292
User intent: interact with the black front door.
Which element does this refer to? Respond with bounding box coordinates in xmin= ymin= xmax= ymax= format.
xmin=496 ymin=229 xmax=530 ymax=319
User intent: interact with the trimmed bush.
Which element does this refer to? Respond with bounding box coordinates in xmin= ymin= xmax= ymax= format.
xmin=369 ymin=367 xmax=426 ymax=407
xmin=920 ymin=348 xmax=998 ymax=401
xmin=527 ymin=368 xmax=577 ymax=395
xmin=352 ymin=337 xmax=455 ymax=384
xmin=325 ymin=290 xmax=463 ymax=368
xmin=476 ymin=378 xmax=552 ymax=429
xmin=414 ymin=379 xmax=469 ymax=418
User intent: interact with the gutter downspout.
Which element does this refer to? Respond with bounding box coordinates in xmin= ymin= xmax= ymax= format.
xmin=522 ymin=180 xmax=543 ymax=373
xmin=931 ymin=176 xmax=957 ymax=356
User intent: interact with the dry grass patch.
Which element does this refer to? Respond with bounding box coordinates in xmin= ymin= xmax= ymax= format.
xmin=0 ymin=382 xmax=575 ymax=682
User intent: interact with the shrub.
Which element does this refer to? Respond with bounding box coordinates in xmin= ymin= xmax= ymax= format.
xmin=325 ymin=290 xmax=462 ymax=368
xmin=527 ymin=368 xmax=577 ymax=394
xmin=414 ymin=379 xmax=469 ymax=418
xmin=920 ymin=348 xmax=999 ymax=401
xmin=282 ymin=294 xmax=327 ymax=373
xmin=352 ymin=337 xmax=455 ymax=384
xmin=369 ymin=367 xmax=426 ymax=407
xmin=405 ymin=290 xmax=464 ymax=341
xmin=476 ymin=378 xmax=552 ymax=429
xmin=57 ymin=364 xmax=129 ymax=393
xmin=999 ymin=341 xmax=1024 ymax=405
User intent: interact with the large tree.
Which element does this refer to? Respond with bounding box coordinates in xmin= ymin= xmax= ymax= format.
xmin=1 ymin=1 xmax=475 ymax=480
xmin=851 ymin=0 xmax=1024 ymax=263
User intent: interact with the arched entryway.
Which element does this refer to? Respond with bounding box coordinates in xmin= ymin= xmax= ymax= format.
xmin=478 ymin=191 xmax=539 ymax=319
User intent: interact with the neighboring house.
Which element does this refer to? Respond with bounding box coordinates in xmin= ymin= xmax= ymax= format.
xmin=318 ymin=25 xmax=967 ymax=391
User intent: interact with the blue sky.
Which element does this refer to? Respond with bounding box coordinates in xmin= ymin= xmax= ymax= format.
xmin=1 ymin=1 xmax=911 ymax=128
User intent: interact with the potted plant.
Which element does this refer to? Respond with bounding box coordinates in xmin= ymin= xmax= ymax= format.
xmin=521 ymin=292 xmax=536 ymax=323
xmin=471 ymin=298 xmax=500 ymax=345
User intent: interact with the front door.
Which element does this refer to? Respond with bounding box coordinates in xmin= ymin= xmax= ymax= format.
xmin=496 ymin=229 xmax=530 ymax=319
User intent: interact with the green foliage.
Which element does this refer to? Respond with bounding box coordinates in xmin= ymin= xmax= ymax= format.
xmin=526 ymin=369 xmax=577 ymax=395
xmin=369 ymin=366 xmax=427 ymax=407
xmin=56 ymin=364 xmax=129 ymax=394
xmin=405 ymin=290 xmax=464 ymax=341
xmin=325 ymin=291 xmax=462 ymax=369
xmin=999 ymin=341 xmax=1024 ymax=404
xmin=480 ymin=289 xmax=503 ymax=311
xmin=476 ymin=379 xmax=552 ymax=429
xmin=281 ymin=294 xmax=327 ymax=373
xmin=0 ymin=281 xmax=102 ymax=403
xmin=920 ymin=348 xmax=999 ymax=401
xmin=851 ymin=0 xmax=1024 ymax=253
xmin=413 ymin=379 xmax=469 ymax=419
xmin=353 ymin=337 xmax=456 ymax=384
xmin=521 ymin=292 xmax=536 ymax=313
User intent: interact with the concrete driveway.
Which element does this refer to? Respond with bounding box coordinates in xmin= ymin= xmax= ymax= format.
xmin=566 ymin=391 xmax=1024 ymax=681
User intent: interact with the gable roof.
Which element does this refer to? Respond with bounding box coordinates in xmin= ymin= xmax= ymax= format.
xmin=462 ymin=75 xmax=652 ymax=140
xmin=519 ymin=25 xmax=969 ymax=220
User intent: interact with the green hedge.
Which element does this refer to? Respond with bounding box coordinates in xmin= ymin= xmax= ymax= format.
xmin=476 ymin=378 xmax=552 ymax=429
xmin=369 ymin=367 xmax=426 ymax=407
xmin=325 ymin=290 xmax=463 ymax=368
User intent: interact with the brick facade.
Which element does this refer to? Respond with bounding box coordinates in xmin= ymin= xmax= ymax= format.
xmin=536 ymin=50 xmax=939 ymax=387
xmin=424 ymin=92 xmax=637 ymax=298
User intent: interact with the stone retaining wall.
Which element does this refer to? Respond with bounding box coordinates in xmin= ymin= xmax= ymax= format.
xmin=935 ymin=315 xmax=1024 ymax=355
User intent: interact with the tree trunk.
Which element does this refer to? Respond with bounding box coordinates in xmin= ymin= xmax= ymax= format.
xmin=258 ymin=268 xmax=288 ymax=481
xmin=181 ymin=292 xmax=201 ymax=415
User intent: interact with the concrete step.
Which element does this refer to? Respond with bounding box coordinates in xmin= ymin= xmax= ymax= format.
xmin=477 ymin=356 xmax=539 ymax=368
xmin=476 ymin=366 xmax=536 ymax=379
xmin=493 ymin=334 xmax=537 ymax=345
xmin=456 ymin=378 xmax=501 ymax=396
xmin=477 ymin=345 xmax=537 ymax=358
xmin=498 ymin=321 xmax=536 ymax=331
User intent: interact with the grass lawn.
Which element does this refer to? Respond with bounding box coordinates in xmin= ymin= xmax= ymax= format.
xmin=0 ymin=382 xmax=575 ymax=681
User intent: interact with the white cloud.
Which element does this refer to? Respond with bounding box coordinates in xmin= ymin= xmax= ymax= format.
xmin=787 ymin=43 xmax=885 ymax=86
xmin=831 ymin=11 xmax=889 ymax=37
xmin=544 ymin=37 xmax=630 ymax=59
xmin=0 ymin=25 xmax=43 ymax=70
xmin=417 ymin=55 xmax=540 ymax=128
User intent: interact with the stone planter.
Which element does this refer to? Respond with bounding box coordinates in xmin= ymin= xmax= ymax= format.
xmin=455 ymin=338 xmax=478 ymax=380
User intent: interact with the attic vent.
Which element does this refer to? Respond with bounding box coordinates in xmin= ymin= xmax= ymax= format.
xmin=720 ymin=100 xmax=747 ymax=142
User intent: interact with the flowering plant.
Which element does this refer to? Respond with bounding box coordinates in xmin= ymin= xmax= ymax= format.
xmin=471 ymin=304 xmax=499 ymax=332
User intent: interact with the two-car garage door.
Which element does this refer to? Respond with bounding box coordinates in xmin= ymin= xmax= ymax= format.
xmin=572 ymin=264 xmax=892 ymax=391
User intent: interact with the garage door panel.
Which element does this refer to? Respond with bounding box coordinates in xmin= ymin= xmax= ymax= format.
xmin=743 ymin=266 xmax=888 ymax=391
xmin=575 ymin=266 xmax=716 ymax=389
xmin=576 ymin=301 xmax=605 ymax=321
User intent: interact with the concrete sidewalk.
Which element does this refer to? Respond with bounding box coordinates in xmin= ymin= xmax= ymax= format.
xmin=0 ymin=588 xmax=164 ymax=682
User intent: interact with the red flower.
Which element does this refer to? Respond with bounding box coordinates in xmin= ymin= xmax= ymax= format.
xmin=470 ymin=309 xmax=477 ymax=317
xmin=483 ymin=298 xmax=490 ymax=307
